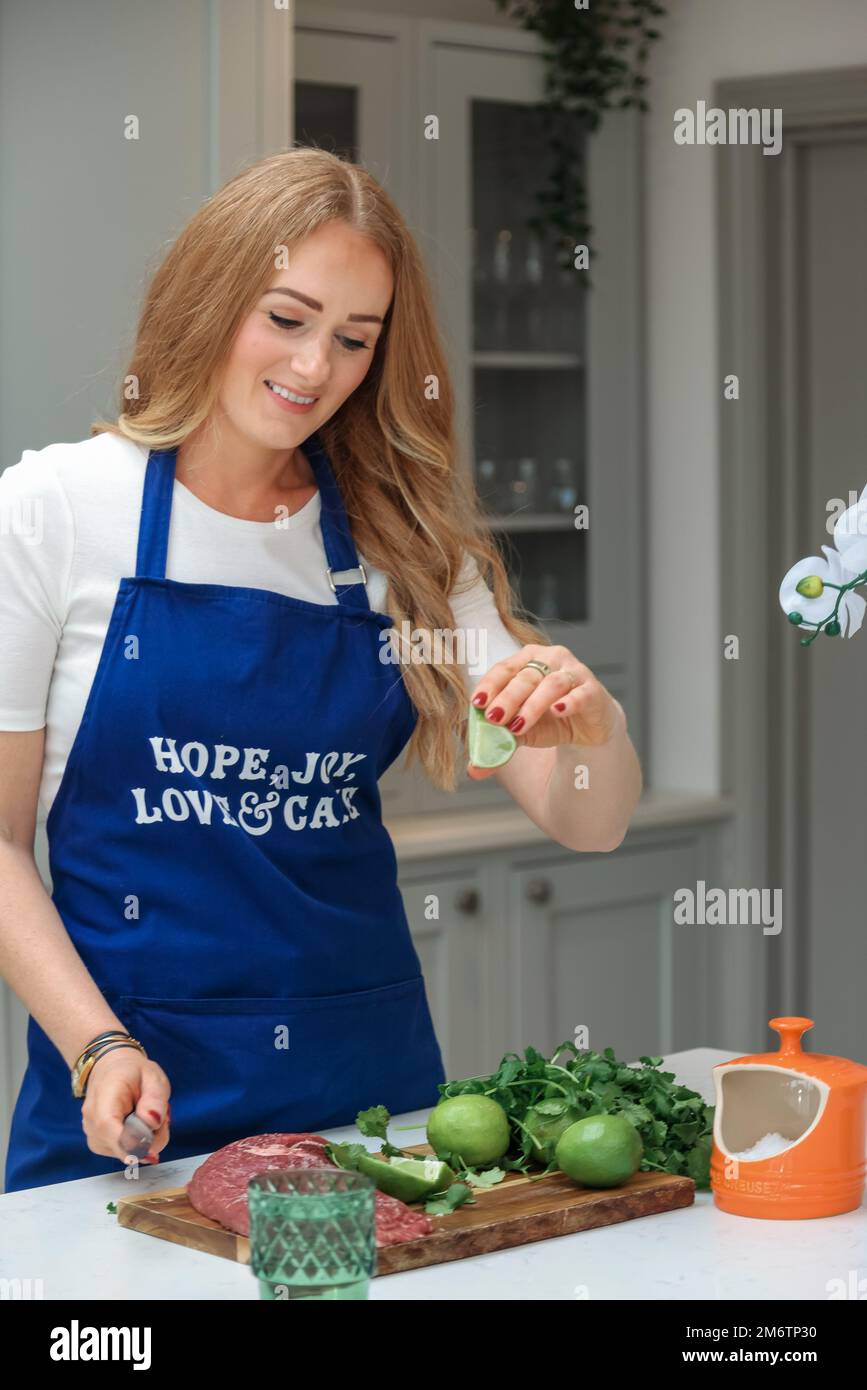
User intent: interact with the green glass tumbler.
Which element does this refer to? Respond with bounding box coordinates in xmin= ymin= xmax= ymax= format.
xmin=248 ymin=1167 xmax=377 ymax=1300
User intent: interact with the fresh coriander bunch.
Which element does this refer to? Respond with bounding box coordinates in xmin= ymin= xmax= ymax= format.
xmin=438 ymin=1042 xmax=714 ymax=1189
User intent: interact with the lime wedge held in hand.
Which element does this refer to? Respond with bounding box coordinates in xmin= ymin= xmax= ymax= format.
xmin=353 ymin=1152 xmax=456 ymax=1202
xmin=467 ymin=701 xmax=518 ymax=769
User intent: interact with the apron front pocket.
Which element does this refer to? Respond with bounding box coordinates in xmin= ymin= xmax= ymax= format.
xmin=118 ymin=976 xmax=445 ymax=1159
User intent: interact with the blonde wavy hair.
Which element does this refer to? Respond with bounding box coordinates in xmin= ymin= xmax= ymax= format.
xmin=93 ymin=146 xmax=548 ymax=790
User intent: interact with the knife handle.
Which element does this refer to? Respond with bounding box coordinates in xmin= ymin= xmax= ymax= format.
xmin=119 ymin=1110 xmax=155 ymax=1159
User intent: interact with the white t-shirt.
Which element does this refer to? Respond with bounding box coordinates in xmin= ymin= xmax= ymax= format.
xmin=0 ymin=432 xmax=523 ymax=815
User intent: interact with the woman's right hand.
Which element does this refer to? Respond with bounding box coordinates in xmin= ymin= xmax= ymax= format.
xmin=80 ymin=1046 xmax=172 ymax=1168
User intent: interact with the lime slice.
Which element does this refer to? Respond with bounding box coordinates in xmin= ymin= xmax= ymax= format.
xmin=467 ymin=701 xmax=517 ymax=769
xmin=354 ymin=1152 xmax=456 ymax=1202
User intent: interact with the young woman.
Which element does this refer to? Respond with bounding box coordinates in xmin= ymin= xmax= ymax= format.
xmin=0 ymin=148 xmax=641 ymax=1192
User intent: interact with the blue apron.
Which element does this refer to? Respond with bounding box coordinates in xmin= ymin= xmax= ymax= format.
xmin=4 ymin=431 xmax=445 ymax=1192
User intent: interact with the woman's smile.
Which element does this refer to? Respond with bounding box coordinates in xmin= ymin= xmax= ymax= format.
xmin=263 ymin=377 xmax=319 ymax=414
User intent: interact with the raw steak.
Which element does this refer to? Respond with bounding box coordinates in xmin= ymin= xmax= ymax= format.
xmin=373 ymin=1191 xmax=434 ymax=1247
xmin=187 ymin=1132 xmax=434 ymax=1246
xmin=187 ymin=1133 xmax=330 ymax=1236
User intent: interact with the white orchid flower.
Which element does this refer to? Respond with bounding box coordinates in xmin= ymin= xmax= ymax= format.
xmin=779 ymin=544 xmax=866 ymax=638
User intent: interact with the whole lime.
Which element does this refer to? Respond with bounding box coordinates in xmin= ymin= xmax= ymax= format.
xmin=555 ymin=1113 xmax=643 ymax=1188
xmin=523 ymin=1102 xmax=583 ymax=1165
xmin=426 ymin=1094 xmax=511 ymax=1166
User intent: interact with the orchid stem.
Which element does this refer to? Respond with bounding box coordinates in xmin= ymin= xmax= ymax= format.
xmin=799 ymin=568 xmax=867 ymax=644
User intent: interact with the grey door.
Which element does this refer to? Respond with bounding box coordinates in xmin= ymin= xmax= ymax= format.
xmin=780 ymin=130 xmax=867 ymax=1059
xmin=720 ymin=73 xmax=867 ymax=1063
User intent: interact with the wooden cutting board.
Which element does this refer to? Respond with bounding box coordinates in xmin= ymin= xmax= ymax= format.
xmin=116 ymin=1143 xmax=695 ymax=1276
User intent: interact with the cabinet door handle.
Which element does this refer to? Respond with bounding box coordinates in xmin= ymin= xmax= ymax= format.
xmin=455 ymin=888 xmax=480 ymax=915
xmin=526 ymin=878 xmax=552 ymax=905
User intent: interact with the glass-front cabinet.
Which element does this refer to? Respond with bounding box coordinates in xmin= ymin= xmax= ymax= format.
xmin=294 ymin=8 xmax=643 ymax=814
xmin=469 ymin=96 xmax=588 ymax=627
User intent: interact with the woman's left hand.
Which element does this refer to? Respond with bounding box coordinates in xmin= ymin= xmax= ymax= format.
xmin=467 ymin=643 xmax=621 ymax=779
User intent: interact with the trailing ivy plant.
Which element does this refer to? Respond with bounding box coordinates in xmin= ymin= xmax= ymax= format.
xmin=491 ymin=0 xmax=666 ymax=277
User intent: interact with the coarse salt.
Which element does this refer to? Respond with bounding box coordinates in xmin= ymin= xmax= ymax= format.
xmin=729 ymin=1131 xmax=794 ymax=1160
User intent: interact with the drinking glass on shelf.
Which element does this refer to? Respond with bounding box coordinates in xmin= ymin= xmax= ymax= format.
xmin=508 ymin=456 xmax=538 ymax=513
xmin=492 ymin=228 xmax=513 ymax=346
xmin=554 ymin=250 xmax=579 ymax=353
xmin=523 ymin=229 xmax=545 ymax=351
xmin=472 ymin=225 xmax=495 ymax=349
xmin=248 ymin=1167 xmax=377 ymax=1301
xmin=547 ymin=457 xmax=578 ymax=513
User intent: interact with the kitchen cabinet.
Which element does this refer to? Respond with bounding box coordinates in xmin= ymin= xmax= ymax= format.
xmin=505 ymin=831 xmax=714 ymax=1063
xmin=399 ymin=865 xmax=494 ymax=1082
xmin=400 ymin=806 xmax=727 ymax=1084
xmin=293 ymin=7 xmax=415 ymax=218
xmin=295 ymin=6 xmax=644 ymax=818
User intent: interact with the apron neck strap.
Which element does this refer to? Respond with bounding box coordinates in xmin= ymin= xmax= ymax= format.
xmin=135 ymin=434 xmax=372 ymax=612
xmin=135 ymin=448 xmax=176 ymax=581
xmin=298 ymin=432 xmax=371 ymax=611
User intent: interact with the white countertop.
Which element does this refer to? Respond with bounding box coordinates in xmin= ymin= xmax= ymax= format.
xmin=388 ymin=791 xmax=734 ymax=863
xmin=2 ymin=1047 xmax=864 ymax=1301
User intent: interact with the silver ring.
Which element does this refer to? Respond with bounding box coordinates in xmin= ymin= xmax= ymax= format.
xmin=523 ymin=659 xmax=553 ymax=678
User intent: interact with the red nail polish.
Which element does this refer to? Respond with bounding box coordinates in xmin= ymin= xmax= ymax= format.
xmin=147 ymin=1153 xmax=159 ymax=1164
xmin=472 ymin=692 xmax=487 ymax=706
xmin=508 ymin=716 xmax=525 ymax=732
xmin=487 ymin=706 xmax=504 ymax=722
xmin=148 ymin=1110 xmax=162 ymax=1124
xmin=554 ymin=702 xmax=567 ymax=712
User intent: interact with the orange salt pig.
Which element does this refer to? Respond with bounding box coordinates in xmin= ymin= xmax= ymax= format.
xmin=711 ymin=1017 xmax=867 ymax=1219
